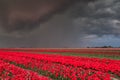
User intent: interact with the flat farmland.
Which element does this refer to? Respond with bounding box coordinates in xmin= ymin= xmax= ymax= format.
xmin=0 ymin=48 xmax=120 ymax=80
xmin=1 ymin=48 xmax=120 ymax=60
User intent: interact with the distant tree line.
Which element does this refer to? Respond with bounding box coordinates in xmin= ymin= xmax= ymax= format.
xmin=87 ymin=46 xmax=120 ymax=48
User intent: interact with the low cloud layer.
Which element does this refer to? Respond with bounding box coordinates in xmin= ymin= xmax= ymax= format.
xmin=0 ymin=0 xmax=120 ymax=47
xmin=0 ymin=0 xmax=94 ymax=35
xmin=70 ymin=0 xmax=120 ymax=36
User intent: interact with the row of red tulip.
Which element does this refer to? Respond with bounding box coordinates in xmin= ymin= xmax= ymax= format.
xmin=0 ymin=51 xmax=120 ymax=80
xmin=33 ymin=49 xmax=120 ymax=55
xmin=0 ymin=59 xmax=52 ymax=80
xmin=1 ymin=48 xmax=120 ymax=55
xmin=2 ymin=51 xmax=120 ymax=75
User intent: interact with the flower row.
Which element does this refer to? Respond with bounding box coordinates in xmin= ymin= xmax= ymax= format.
xmin=0 ymin=59 xmax=52 ymax=80
xmin=1 ymin=48 xmax=120 ymax=55
xmin=0 ymin=51 xmax=120 ymax=80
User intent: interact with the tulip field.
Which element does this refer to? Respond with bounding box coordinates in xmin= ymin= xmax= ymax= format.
xmin=0 ymin=48 xmax=120 ymax=80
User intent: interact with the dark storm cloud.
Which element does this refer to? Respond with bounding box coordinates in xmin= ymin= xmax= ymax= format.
xmin=70 ymin=0 xmax=120 ymax=36
xmin=0 ymin=0 xmax=95 ymax=34
xmin=0 ymin=14 xmax=86 ymax=48
xmin=1 ymin=0 xmax=120 ymax=48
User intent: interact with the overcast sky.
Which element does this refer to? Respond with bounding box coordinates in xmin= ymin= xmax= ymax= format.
xmin=0 ymin=0 xmax=120 ymax=48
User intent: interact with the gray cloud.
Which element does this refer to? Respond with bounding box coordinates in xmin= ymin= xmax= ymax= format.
xmin=69 ymin=0 xmax=120 ymax=36
xmin=0 ymin=0 xmax=120 ymax=48
xmin=0 ymin=0 xmax=95 ymax=35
